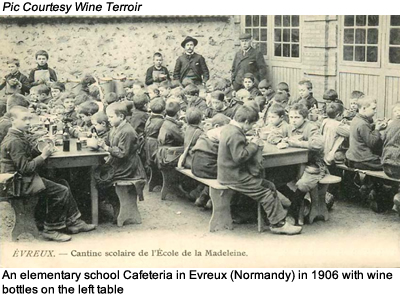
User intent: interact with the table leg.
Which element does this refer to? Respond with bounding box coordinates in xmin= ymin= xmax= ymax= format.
xmin=90 ymin=166 xmax=99 ymax=225
xmin=209 ymin=188 xmax=235 ymax=232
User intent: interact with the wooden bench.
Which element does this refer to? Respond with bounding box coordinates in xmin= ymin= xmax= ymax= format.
xmin=161 ymin=168 xmax=266 ymax=232
xmin=336 ymin=164 xmax=400 ymax=183
xmin=0 ymin=173 xmax=40 ymax=241
xmin=111 ymin=179 xmax=146 ymax=227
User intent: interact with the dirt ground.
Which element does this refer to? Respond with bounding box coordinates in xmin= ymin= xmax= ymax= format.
xmin=1 ymin=183 xmax=400 ymax=268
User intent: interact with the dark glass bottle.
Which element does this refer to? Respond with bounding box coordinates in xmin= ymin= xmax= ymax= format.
xmin=63 ymin=126 xmax=70 ymax=152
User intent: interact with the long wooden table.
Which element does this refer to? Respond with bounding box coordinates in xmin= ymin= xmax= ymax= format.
xmin=43 ymin=139 xmax=108 ymax=225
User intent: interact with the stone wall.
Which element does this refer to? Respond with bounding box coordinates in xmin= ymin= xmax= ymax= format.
xmin=0 ymin=16 xmax=236 ymax=83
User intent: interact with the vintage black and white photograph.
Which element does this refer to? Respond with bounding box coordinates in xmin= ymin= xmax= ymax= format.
xmin=0 ymin=15 xmax=399 ymax=268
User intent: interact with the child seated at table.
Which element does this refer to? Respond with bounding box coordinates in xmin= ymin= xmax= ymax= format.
xmin=343 ymin=90 xmax=364 ymax=121
xmin=71 ymin=101 xmax=99 ymax=137
xmin=284 ymin=103 xmax=325 ymax=223
xmin=144 ymin=98 xmax=165 ymax=170
xmin=147 ymin=84 xmax=161 ymax=101
xmin=276 ymin=82 xmax=290 ymax=102
xmin=158 ymin=81 xmax=171 ymax=100
xmin=62 ymin=93 xmax=78 ymax=126
xmin=1 ymin=106 xmax=96 ymax=242
xmin=258 ymin=79 xmax=275 ymax=102
xmin=30 ymin=84 xmax=52 ymax=105
xmin=98 ymin=101 xmax=146 ymax=183
xmin=345 ymin=96 xmax=384 ymax=171
xmin=180 ymin=108 xmax=203 ymax=169
xmin=218 ymin=105 xmax=301 ymax=234
xmin=50 ymin=82 xmax=66 ymax=105
xmin=264 ymin=104 xmax=290 ymax=145
xmin=158 ymin=100 xmax=184 ymax=147
xmin=0 ymin=94 xmax=30 ymax=145
xmin=184 ymin=84 xmax=208 ymax=112
xmin=104 ymin=92 xmax=119 ymax=107
xmin=293 ymin=80 xmax=318 ymax=109
xmin=255 ymin=96 xmax=267 ymax=114
xmin=243 ymin=73 xmax=262 ymax=99
xmin=132 ymin=81 xmax=146 ymax=96
xmin=205 ymin=91 xmax=226 ymax=119
xmin=320 ymin=103 xmax=350 ymax=165
xmin=191 ymin=114 xmax=230 ymax=207
xmin=128 ymin=94 xmax=149 ymax=137
xmin=91 ymin=111 xmax=110 ymax=142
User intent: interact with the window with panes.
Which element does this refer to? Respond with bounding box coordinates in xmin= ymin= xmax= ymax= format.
xmin=244 ymin=15 xmax=268 ymax=55
xmin=274 ymin=15 xmax=300 ymax=58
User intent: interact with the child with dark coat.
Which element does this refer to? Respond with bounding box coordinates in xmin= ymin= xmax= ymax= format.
xmin=0 ymin=106 xmax=95 ymax=242
xmin=28 ymin=50 xmax=57 ymax=87
xmin=184 ymin=84 xmax=208 ymax=114
xmin=243 ymin=73 xmax=262 ymax=99
xmin=158 ymin=101 xmax=184 ymax=147
xmin=128 ymin=94 xmax=149 ymax=137
xmin=0 ymin=58 xmax=30 ymax=96
xmin=218 ymin=106 xmax=301 ymax=235
xmin=180 ymin=108 xmax=203 ymax=169
xmin=98 ymin=102 xmax=146 ymax=181
xmin=144 ymin=98 xmax=165 ymax=168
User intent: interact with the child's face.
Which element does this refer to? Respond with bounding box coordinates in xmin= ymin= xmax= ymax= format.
xmin=12 ymin=111 xmax=32 ymax=132
xmin=153 ymin=56 xmax=163 ymax=68
xmin=211 ymin=99 xmax=224 ymax=111
xmin=64 ymin=98 xmax=75 ymax=112
xmin=289 ymin=110 xmax=306 ymax=129
xmin=185 ymin=94 xmax=197 ymax=103
xmin=350 ymin=101 xmax=358 ymax=111
xmin=159 ymin=87 xmax=170 ymax=98
xmin=277 ymin=89 xmax=288 ymax=96
xmin=360 ymin=102 xmax=377 ymax=118
xmin=37 ymin=93 xmax=48 ymax=102
xmin=393 ymin=106 xmax=400 ymax=119
xmin=107 ymin=110 xmax=123 ymax=127
xmin=243 ymin=78 xmax=254 ymax=90
xmin=7 ymin=63 xmax=18 ymax=74
xmin=203 ymin=121 xmax=213 ymax=132
xmin=36 ymin=55 xmax=48 ymax=67
xmin=51 ymin=88 xmax=61 ymax=98
xmin=29 ymin=91 xmax=38 ymax=102
xmin=267 ymin=112 xmax=283 ymax=127
xmin=298 ymin=85 xmax=311 ymax=99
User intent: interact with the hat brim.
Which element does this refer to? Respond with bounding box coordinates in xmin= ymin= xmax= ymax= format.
xmin=181 ymin=38 xmax=198 ymax=48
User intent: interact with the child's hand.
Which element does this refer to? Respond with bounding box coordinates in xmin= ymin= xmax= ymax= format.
xmin=40 ymin=144 xmax=54 ymax=159
xmin=98 ymin=139 xmax=108 ymax=150
xmin=286 ymin=137 xmax=302 ymax=147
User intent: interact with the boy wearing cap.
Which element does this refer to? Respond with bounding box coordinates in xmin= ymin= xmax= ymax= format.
xmin=231 ymin=33 xmax=267 ymax=91
xmin=173 ymin=36 xmax=210 ymax=85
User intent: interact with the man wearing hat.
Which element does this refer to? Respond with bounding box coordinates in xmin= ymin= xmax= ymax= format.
xmin=173 ymin=36 xmax=210 ymax=85
xmin=231 ymin=33 xmax=267 ymax=91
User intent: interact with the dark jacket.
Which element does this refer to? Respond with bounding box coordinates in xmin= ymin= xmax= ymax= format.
xmin=231 ymin=47 xmax=267 ymax=90
xmin=289 ymin=93 xmax=319 ymax=109
xmin=0 ymin=128 xmax=46 ymax=195
xmin=346 ymin=114 xmax=383 ymax=163
xmin=28 ymin=64 xmax=57 ymax=86
xmin=217 ymin=123 xmax=258 ymax=185
xmin=183 ymin=125 xmax=203 ymax=169
xmin=173 ymin=53 xmax=209 ymax=84
xmin=382 ymin=119 xmax=400 ymax=167
xmin=128 ymin=109 xmax=149 ymax=137
xmin=187 ymin=97 xmax=208 ymax=113
xmin=106 ymin=121 xmax=146 ymax=180
xmin=145 ymin=66 xmax=171 ymax=86
xmin=158 ymin=116 xmax=184 ymax=147
xmin=0 ymin=115 xmax=12 ymax=145
xmin=191 ymin=131 xmax=220 ymax=179
xmin=248 ymin=86 xmax=262 ymax=99
xmin=144 ymin=114 xmax=164 ymax=166
xmin=223 ymin=99 xmax=243 ymax=119
xmin=0 ymin=71 xmax=30 ymax=95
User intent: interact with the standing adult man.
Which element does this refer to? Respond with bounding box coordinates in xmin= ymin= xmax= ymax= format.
xmin=231 ymin=33 xmax=267 ymax=91
xmin=173 ymin=36 xmax=209 ymax=85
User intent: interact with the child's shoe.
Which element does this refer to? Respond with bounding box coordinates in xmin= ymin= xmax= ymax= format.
xmin=194 ymin=194 xmax=209 ymax=207
xmin=67 ymin=219 xmax=96 ymax=234
xmin=270 ymin=221 xmax=302 ymax=235
xmin=205 ymin=199 xmax=213 ymax=210
xmin=42 ymin=230 xmax=71 ymax=242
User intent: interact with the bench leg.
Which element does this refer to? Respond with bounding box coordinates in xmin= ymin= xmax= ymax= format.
xmin=309 ymin=184 xmax=329 ymax=224
xmin=257 ymin=202 xmax=265 ymax=233
xmin=209 ymin=188 xmax=235 ymax=232
xmin=160 ymin=168 xmax=176 ymax=200
xmin=148 ymin=166 xmax=162 ymax=192
xmin=115 ymin=185 xmax=142 ymax=227
xmin=10 ymin=197 xmax=39 ymax=241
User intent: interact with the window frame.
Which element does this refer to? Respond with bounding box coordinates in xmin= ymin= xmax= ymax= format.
xmin=339 ymin=15 xmax=382 ymax=69
xmin=385 ymin=15 xmax=400 ymax=69
xmin=241 ymin=15 xmax=269 ymax=58
xmin=240 ymin=15 xmax=302 ymax=62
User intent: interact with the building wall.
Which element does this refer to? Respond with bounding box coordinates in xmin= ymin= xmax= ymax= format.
xmin=0 ymin=16 xmax=235 ymax=83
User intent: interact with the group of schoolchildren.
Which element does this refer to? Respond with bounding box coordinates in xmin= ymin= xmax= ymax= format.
xmin=1 ymin=48 xmax=400 ymax=242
